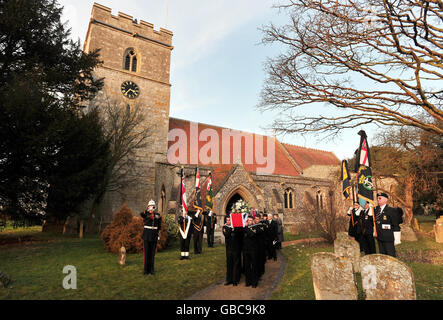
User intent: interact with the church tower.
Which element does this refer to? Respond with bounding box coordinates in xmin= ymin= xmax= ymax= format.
xmin=84 ymin=3 xmax=173 ymax=215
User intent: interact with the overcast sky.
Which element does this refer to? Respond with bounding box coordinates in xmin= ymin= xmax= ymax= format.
xmin=59 ymin=0 xmax=379 ymax=160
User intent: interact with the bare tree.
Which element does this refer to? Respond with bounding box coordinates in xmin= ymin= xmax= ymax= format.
xmin=83 ymin=97 xmax=150 ymax=233
xmin=259 ymin=0 xmax=443 ymax=137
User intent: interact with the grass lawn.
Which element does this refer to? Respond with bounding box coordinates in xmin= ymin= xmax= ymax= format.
xmin=271 ymin=233 xmax=443 ymax=300
xmin=1 ymin=227 xmax=441 ymax=300
xmin=0 ymin=231 xmax=226 ymax=300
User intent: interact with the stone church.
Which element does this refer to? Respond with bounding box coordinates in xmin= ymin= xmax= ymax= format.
xmin=84 ymin=3 xmax=341 ymax=233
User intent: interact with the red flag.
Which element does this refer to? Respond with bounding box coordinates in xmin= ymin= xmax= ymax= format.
xmin=181 ymin=167 xmax=187 ymax=214
xmin=230 ymin=213 xmax=246 ymax=227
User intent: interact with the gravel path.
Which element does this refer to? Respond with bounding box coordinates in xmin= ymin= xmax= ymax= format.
xmin=186 ymin=237 xmax=325 ymax=300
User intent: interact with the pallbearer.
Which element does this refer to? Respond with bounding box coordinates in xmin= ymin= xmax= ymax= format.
xmin=243 ymin=216 xmax=258 ymax=288
xmin=223 ymin=216 xmax=242 ymax=286
xmin=254 ymin=214 xmax=266 ymax=279
xmin=140 ymin=200 xmax=162 ymax=275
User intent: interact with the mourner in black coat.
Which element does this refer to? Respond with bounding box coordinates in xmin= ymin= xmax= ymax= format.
xmin=266 ymin=214 xmax=278 ymax=261
xmin=204 ymin=210 xmax=217 ymax=248
xmin=140 ymin=200 xmax=162 ymax=275
xmin=374 ymin=193 xmax=399 ymax=257
xmin=254 ymin=215 xmax=266 ymax=279
xmin=223 ymin=216 xmax=242 ymax=286
xmin=178 ymin=212 xmax=192 ymax=260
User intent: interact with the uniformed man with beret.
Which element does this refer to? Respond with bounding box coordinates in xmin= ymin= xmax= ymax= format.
xmin=374 ymin=192 xmax=399 ymax=257
xmin=140 ymin=200 xmax=162 ymax=275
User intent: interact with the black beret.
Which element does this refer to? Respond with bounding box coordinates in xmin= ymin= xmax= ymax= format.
xmin=377 ymin=192 xmax=389 ymax=199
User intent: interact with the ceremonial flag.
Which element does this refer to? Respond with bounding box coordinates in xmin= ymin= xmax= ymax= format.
xmin=354 ymin=131 xmax=375 ymax=207
xmin=354 ymin=130 xmax=371 ymax=172
xmin=193 ymin=167 xmax=202 ymax=210
xmin=341 ymin=160 xmax=351 ymax=199
xmin=205 ymin=171 xmax=213 ymax=210
xmin=180 ymin=167 xmax=187 ymax=215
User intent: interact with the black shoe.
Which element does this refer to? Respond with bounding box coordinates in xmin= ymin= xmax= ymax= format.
xmin=224 ymin=281 xmax=233 ymax=286
xmin=180 ymin=256 xmax=184 ymax=260
xmin=245 ymin=283 xmax=251 ymax=287
xmin=233 ymin=282 xmax=238 ymax=286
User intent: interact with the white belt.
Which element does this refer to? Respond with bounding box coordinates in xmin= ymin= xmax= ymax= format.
xmin=144 ymin=226 xmax=158 ymax=229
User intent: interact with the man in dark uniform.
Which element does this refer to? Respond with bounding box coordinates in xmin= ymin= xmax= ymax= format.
xmin=254 ymin=214 xmax=266 ymax=279
xmin=140 ymin=200 xmax=162 ymax=275
xmin=374 ymin=192 xmax=399 ymax=257
xmin=347 ymin=202 xmax=364 ymax=252
xmin=204 ymin=210 xmax=217 ymax=248
xmin=223 ymin=216 xmax=241 ymax=286
xmin=178 ymin=210 xmax=192 ymax=260
xmin=266 ymin=213 xmax=278 ymax=261
xmin=360 ymin=201 xmax=376 ymax=254
xmin=243 ymin=216 xmax=258 ymax=288
xmin=192 ymin=210 xmax=204 ymax=254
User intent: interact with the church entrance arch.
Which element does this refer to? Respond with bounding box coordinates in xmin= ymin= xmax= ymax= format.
xmin=222 ymin=185 xmax=259 ymax=216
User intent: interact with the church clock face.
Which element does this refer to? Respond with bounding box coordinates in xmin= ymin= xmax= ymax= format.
xmin=121 ymin=81 xmax=140 ymax=99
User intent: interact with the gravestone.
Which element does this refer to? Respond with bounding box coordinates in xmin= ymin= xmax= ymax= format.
xmin=311 ymin=252 xmax=358 ymax=300
xmin=334 ymin=232 xmax=361 ymax=273
xmin=400 ymin=224 xmax=418 ymax=242
xmin=434 ymin=217 xmax=443 ymax=243
xmin=119 ymin=246 xmax=126 ymax=266
xmin=361 ymin=254 xmax=416 ymax=300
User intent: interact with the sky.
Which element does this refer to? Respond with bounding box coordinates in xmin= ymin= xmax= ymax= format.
xmin=59 ymin=0 xmax=380 ymax=160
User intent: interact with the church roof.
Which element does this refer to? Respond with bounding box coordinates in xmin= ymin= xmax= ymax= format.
xmin=279 ymin=143 xmax=340 ymax=171
xmin=168 ymin=117 xmax=339 ymax=178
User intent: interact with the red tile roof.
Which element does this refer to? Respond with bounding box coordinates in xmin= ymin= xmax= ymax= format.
xmin=168 ymin=118 xmax=339 ymax=181
xmin=280 ymin=143 xmax=340 ymax=170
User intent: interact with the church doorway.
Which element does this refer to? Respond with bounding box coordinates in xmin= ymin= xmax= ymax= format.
xmin=225 ymin=193 xmax=244 ymax=214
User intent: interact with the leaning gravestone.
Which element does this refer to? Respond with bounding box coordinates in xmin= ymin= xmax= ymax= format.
xmin=334 ymin=232 xmax=361 ymax=273
xmin=361 ymin=254 xmax=416 ymax=300
xmin=400 ymin=224 xmax=418 ymax=242
xmin=434 ymin=217 xmax=443 ymax=243
xmin=311 ymin=252 xmax=358 ymax=300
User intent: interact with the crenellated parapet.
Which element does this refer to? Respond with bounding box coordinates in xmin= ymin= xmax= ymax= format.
xmin=89 ymin=2 xmax=173 ymax=49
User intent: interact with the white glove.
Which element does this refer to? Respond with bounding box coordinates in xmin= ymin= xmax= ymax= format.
xmin=394 ymin=231 xmax=401 ymax=245
xmin=347 ymin=207 xmax=353 ymax=215
xmin=204 ymin=226 xmax=207 ymax=233
xmin=158 ymin=236 xmax=160 ymax=241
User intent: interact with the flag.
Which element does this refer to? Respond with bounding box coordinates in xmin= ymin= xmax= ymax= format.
xmin=355 ymin=131 xmax=375 ymax=207
xmin=193 ymin=167 xmax=202 ymax=210
xmin=205 ymin=171 xmax=213 ymax=211
xmin=341 ymin=160 xmax=351 ymax=199
xmin=230 ymin=213 xmax=246 ymax=228
xmin=354 ymin=130 xmax=371 ymax=172
xmin=180 ymin=167 xmax=187 ymax=215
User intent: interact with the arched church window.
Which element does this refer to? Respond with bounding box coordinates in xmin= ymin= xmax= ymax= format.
xmin=123 ymin=48 xmax=138 ymax=72
xmin=284 ymin=188 xmax=294 ymax=209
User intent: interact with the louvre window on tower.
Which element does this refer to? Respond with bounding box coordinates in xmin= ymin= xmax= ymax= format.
xmin=123 ymin=48 xmax=138 ymax=72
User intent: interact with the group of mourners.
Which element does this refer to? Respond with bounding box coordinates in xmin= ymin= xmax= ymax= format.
xmin=222 ymin=212 xmax=284 ymax=288
xmin=347 ymin=192 xmax=403 ymax=258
